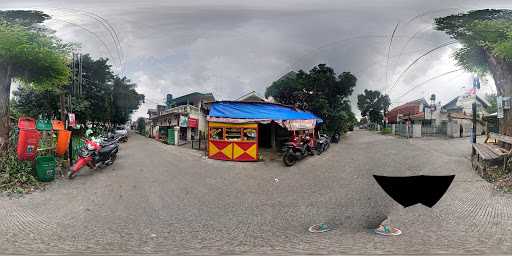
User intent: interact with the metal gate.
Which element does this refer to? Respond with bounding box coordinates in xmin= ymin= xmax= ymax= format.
xmin=421 ymin=121 xmax=447 ymax=137
xmin=395 ymin=123 xmax=412 ymax=138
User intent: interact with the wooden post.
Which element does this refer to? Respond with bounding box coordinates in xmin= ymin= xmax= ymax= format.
xmin=271 ymin=123 xmax=276 ymax=151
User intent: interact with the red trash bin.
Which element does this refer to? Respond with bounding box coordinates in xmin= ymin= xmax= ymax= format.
xmin=18 ymin=117 xmax=36 ymax=130
xmin=17 ymin=129 xmax=41 ymax=161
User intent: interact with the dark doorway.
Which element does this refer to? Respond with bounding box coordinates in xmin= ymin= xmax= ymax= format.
xmin=459 ymin=124 xmax=463 ymax=138
xmin=180 ymin=127 xmax=187 ymax=141
xmin=258 ymin=123 xmax=272 ymax=148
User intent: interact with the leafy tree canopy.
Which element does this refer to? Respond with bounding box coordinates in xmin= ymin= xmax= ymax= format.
xmin=435 ymin=9 xmax=512 ymax=133
xmin=485 ymin=93 xmax=498 ymax=113
xmin=136 ymin=117 xmax=146 ymax=133
xmin=0 ymin=10 xmax=70 ymax=152
xmin=357 ymin=89 xmax=390 ymax=125
xmin=0 ymin=22 xmax=70 ymax=90
xmin=265 ymin=64 xmax=357 ymax=132
xmin=0 ymin=10 xmax=50 ymax=28
xmin=435 ymin=9 xmax=512 ymax=74
xmin=12 ymin=54 xmax=144 ymax=125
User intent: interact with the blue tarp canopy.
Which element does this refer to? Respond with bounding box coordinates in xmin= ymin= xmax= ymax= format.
xmin=208 ymin=101 xmax=323 ymax=123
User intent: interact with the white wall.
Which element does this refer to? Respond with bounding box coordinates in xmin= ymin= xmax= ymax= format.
xmin=446 ymin=119 xmax=485 ymax=138
xmin=413 ymin=123 xmax=422 ymax=138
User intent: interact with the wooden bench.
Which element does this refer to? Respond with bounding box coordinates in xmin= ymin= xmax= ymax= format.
xmin=472 ymin=132 xmax=512 ymax=172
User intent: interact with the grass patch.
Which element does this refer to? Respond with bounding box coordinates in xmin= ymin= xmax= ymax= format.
xmin=381 ymin=127 xmax=392 ymax=134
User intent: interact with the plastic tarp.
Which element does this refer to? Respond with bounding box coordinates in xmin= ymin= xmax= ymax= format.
xmin=208 ymin=102 xmax=323 ymax=123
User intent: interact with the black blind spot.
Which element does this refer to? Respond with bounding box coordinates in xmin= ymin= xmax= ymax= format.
xmin=373 ymin=175 xmax=455 ymax=208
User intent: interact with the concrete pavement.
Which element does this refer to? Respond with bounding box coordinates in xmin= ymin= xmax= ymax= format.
xmin=1 ymin=130 xmax=512 ymax=255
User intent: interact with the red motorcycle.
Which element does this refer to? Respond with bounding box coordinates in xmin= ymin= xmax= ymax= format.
xmin=282 ymin=134 xmax=315 ymax=166
xmin=68 ymin=136 xmax=119 ymax=179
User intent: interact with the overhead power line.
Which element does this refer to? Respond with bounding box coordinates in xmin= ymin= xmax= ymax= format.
xmin=385 ymin=23 xmax=399 ymax=91
xmin=384 ymin=40 xmax=458 ymax=93
xmin=396 ymin=68 xmax=464 ymax=99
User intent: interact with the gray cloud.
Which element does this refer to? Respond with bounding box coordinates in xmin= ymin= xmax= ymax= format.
xmin=2 ymin=0 xmax=509 ymax=119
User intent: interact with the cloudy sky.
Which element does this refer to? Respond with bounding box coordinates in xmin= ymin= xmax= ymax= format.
xmin=3 ymin=0 xmax=511 ymax=120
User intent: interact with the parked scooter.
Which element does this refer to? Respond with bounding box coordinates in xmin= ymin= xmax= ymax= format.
xmin=316 ymin=134 xmax=330 ymax=154
xmin=282 ymin=135 xmax=315 ymax=166
xmin=109 ymin=132 xmax=128 ymax=143
xmin=68 ymin=133 xmax=119 ymax=179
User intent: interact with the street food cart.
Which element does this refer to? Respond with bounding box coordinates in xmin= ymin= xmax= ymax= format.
xmin=206 ymin=101 xmax=322 ymax=162
xmin=208 ymin=122 xmax=258 ymax=161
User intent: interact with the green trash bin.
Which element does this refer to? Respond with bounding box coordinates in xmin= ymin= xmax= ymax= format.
xmin=36 ymin=118 xmax=52 ymax=131
xmin=35 ymin=156 xmax=56 ymax=182
xmin=168 ymin=128 xmax=175 ymax=145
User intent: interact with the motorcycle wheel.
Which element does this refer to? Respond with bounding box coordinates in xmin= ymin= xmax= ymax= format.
xmin=68 ymin=170 xmax=77 ymax=179
xmin=111 ymin=153 xmax=117 ymax=163
xmin=317 ymin=145 xmax=323 ymax=155
xmin=283 ymin=151 xmax=297 ymax=166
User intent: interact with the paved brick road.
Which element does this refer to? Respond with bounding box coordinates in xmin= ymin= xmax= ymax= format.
xmin=1 ymin=130 xmax=512 ymax=255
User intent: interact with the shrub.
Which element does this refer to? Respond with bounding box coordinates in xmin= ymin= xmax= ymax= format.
xmin=382 ymin=127 xmax=392 ymax=134
xmin=0 ymin=136 xmax=41 ymax=194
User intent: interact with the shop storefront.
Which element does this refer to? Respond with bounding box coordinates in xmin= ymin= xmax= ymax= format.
xmin=208 ymin=122 xmax=258 ymax=161
xmin=206 ymin=101 xmax=322 ymax=162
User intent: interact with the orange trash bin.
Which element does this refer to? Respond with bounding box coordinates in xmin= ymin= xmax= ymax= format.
xmin=51 ymin=120 xmax=65 ymax=131
xmin=55 ymin=130 xmax=71 ymax=156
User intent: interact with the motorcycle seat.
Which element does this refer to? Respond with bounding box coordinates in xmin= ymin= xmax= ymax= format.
xmin=99 ymin=143 xmax=118 ymax=153
xmin=100 ymin=139 xmax=117 ymax=146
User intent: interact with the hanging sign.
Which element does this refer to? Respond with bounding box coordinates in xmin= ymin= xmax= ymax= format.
xmin=188 ymin=117 xmax=198 ymax=128
xmin=283 ymin=119 xmax=316 ymax=130
xmin=179 ymin=115 xmax=188 ymax=127
xmin=498 ymin=96 xmax=504 ymax=119
xmin=68 ymin=113 xmax=76 ymax=128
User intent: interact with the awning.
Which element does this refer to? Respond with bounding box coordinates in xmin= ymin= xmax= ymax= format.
xmin=208 ymin=101 xmax=323 ymax=123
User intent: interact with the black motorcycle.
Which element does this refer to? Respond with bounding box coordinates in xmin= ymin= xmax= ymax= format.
xmin=282 ymin=136 xmax=314 ymax=166
xmin=316 ymin=134 xmax=330 ymax=154
xmin=68 ymin=135 xmax=120 ymax=179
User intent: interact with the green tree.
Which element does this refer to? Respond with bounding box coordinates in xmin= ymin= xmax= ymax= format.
xmin=265 ymin=64 xmax=357 ymax=133
xmin=0 ymin=11 xmax=70 ymax=152
xmin=359 ymin=116 xmax=368 ymax=125
xmin=11 ymin=86 xmax=60 ymax=118
xmin=111 ymin=76 xmax=145 ymax=125
xmin=136 ymin=117 xmax=146 ymax=134
xmin=435 ymin=9 xmax=512 ymax=132
xmin=357 ymin=89 xmax=391 ymax=125
xmin=75 ymin=54 xmax=114 ymax=123
xmin=12 ymin=54 xmax=144 ymax=126
xmin=0 ymin=10 xmax=50 ymax=28
xmin=485 ymin=93 xmax=498 ymax=113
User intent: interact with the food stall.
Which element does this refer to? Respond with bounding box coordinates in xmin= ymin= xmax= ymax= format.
xmin=208 ymin=122 xmax=258 ymax=161
xmin=206 ymin=101 xmax=323 ymax=162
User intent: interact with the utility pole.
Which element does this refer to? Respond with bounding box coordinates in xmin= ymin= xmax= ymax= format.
xmin=472 ymin=75 xmax=480 ymax=144
xmin=78 ymin=53 xmax=82 ymax=96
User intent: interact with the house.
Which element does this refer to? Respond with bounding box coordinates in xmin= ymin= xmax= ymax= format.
xmin=438 ymin=95 xmax=489 ymax=137
xmin=386 ymin=98 xmax=428 ymax=124
xmin=388 ymin=94 xmax=490 ymax=138
xmin=235 ymin=91 xmax=266 ymax=102
xmin=148 ymin=92 xmax=215 ymax=144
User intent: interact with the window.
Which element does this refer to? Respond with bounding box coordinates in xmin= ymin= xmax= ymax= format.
xmin=243 ymin=128 xmax=256 ymax=141
xmin=225 ymin=128 xmax=241 ymax=141
xmin=210 ymin=128 xmax=224 ymax=140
